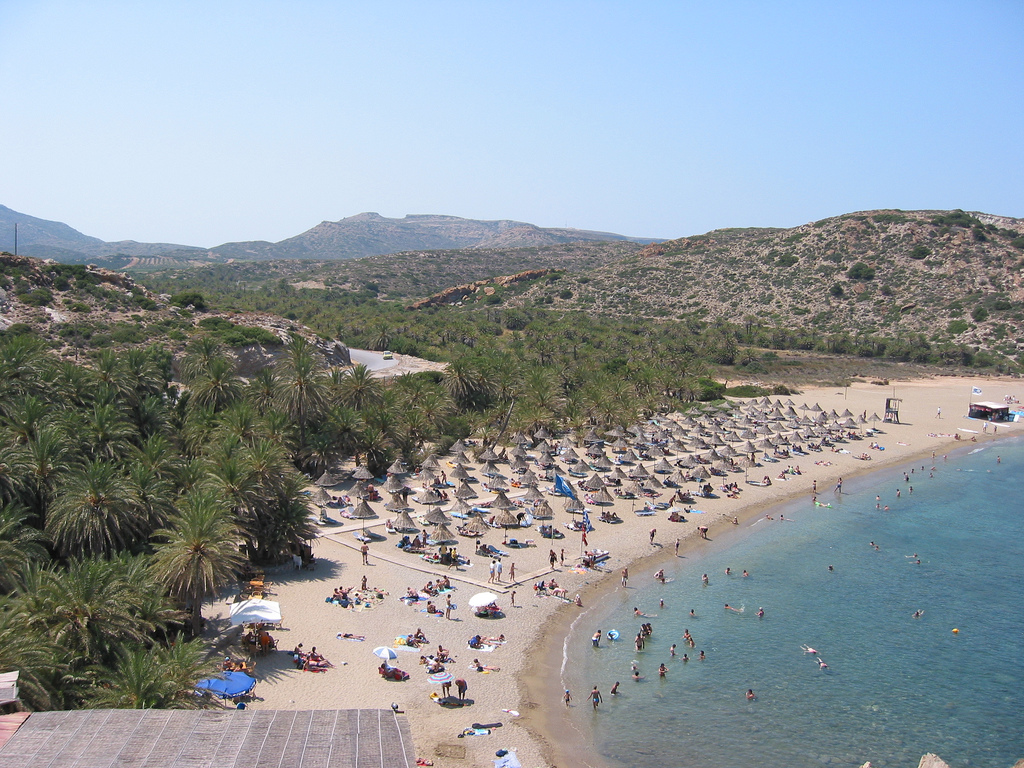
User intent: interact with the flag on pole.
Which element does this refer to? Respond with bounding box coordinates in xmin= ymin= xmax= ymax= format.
xmin=581 ymin=510 xmax=592 ymax=531
xmin=971 ymin=387 xmax=982 ymax=395
xmin=554 ymin=474 xmax=577 ymax=499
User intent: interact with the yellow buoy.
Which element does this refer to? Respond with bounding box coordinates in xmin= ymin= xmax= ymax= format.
xmin=952 ymin=628 xmax=959 ymax=634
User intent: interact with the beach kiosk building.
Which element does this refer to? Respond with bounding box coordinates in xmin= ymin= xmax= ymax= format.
xmin=967 ymin=401 xmax=1010 ymax=422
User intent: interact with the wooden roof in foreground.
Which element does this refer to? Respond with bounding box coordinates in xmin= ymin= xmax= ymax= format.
xmin=0 ymin=709 xmax=414 ymax=768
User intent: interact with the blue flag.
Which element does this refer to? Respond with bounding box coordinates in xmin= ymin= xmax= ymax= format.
xmin=581 ymin=510 xmax=592 ymax=531
xmin=554 ymin=474 xmax=577 ymax=499
xmin=971 ymin=387 xmax=982 ymax=395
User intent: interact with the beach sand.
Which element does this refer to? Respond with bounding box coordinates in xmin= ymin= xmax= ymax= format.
xmin=205 ymin=376 xmax=1020 ymax=768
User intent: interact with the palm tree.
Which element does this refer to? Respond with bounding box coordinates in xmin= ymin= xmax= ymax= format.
xmin=0 ymin=443 xmax=30 ymax=505
xmin=190 ymin=357 xmax=243 ymax=413
xmin=87 ymin=640 xmax=219 ymax=709
xmin=150 ymin=490 xmax=244 ymax=635
xmin=0 ymin=504 xmax=47 ymax=593
xmin=275 ymin=336 xmax=327 ymax=457
xmin=46 ymin=460 xmax=146 ymax=558
xmin=246 ymin=367 xmax=279 ymax=415
xmin=333 ymin=363 xmax=383 ymax=411
xmin=0 ymin=597 xmax=62 ymax=709
xmin=443 ymin=357 xmax=491 ymax=410
xmin=18 ymin=558 xmax=158 ymax=669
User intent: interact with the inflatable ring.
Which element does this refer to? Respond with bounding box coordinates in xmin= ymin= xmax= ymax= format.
xmin=607 ymin=630 xmax=620 ymax=641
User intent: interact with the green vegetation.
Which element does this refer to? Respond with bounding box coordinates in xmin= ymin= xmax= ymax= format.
xmin=846 ymin=262 xmax=876 ymax=280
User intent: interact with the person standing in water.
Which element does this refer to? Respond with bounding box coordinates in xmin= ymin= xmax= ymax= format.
xmin=563 ymin=689 xmax=572 ymax=707
xmin=591 ymin=685 xmax=603 ymax=709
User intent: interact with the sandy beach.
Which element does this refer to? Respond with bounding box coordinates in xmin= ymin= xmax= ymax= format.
xmin=205 ymin=375 xmax=1021 ymax=768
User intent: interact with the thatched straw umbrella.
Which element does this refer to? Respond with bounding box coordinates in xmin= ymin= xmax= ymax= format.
xmin=533 ymin=499 xmax=555 ymax=519
xmin=350 ymin=500 xmax=377 ymax=519
xmin=490 ymin=490 xmax=516 ymax=511
xmin=427 ymin=523 xmax=457 ymax=545
xmin=418 ymin=488 xmax=443 ymax=505
xmin=391 ymin=509 xmax=419 ymax=532
xmin=421 ymin=507 xmax=451 ymax=526
xmin=591 ymin=486 xmax=615 ymax=505
xmin=386 ymin=459 xmax=406 ymax=475
xmin=449 ymin=464 xmax=472 ymax=481
xmin=449 ymin=498 xmax=474 ymax=518
xmin=461 ymin=513 xmax=488 ymax=535
xmin=521 ymin=485 xmax=546 ymax=503
xmin=582 ymin=473 xmax=605 ymax=491
xmin=491 ymin=508 xmax=521 ymax=542
xmin=478 ymin=447 xmax=500 ymax=463
xmin=311 ymin=487 xmax=332 ymax=507
xmin=315 ymin=471 xmax=340 ymax=487
xmin=456 ymin=481 xmax=477 ymax=500
xmin=564 ymin=496 xmax=584 ymax=513
xmin=420 ymin=454 xmax=442 ymax=471
xmin=519 ymin=469 xmax=539 ymax=486
xmin=385 ymin=494 xmax=412 ymax=512
xmin=652 ymin=458 xmax=674 ymax=474
xmin=352 ymin=466 xmax=375 ymax=481
xmin=384 ymin=475 xmax=408 ymax=494
xmin=593 ymin=454 xmax=614 ymax=471
xmin=486 ymin=477 xmax=510 ymax=493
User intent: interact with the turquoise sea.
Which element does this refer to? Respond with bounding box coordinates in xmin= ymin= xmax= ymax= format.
xmin=567 ymin=438 xmax=1024 ymax=768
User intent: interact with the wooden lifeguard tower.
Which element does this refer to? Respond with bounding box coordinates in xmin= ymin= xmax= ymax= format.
xmin=883 ymin=397 xmax=902 ymax=424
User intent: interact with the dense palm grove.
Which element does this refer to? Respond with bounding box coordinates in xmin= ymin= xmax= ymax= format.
xmin=0 ymin=320 xmax=728 ymax=713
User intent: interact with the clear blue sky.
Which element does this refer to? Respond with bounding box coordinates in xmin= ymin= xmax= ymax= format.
xmin=1 ymin=1 xmax=1021 ymax=247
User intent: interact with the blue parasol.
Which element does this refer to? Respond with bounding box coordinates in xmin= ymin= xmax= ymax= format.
xmin=195 ymin=671 xmax=256 ymax=699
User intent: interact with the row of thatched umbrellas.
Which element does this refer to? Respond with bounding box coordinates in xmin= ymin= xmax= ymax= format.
xmin=308 ymin=397 xmax=872 ymax=542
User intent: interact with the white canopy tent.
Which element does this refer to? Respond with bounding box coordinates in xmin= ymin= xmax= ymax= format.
xmin=229 ymin=598 xmax=282 ymax=626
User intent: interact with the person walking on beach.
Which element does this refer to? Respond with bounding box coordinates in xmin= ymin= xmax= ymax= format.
xmin=495 ymin=559 xmax=503 ymax=583
xmin=936 ymin=407 xmax=941 ymax=419
xmin=650 ymin=528 xmax=657 ymax=545
xmin=621 ymin=567 xmax=629 ymax=587
xmin=509 ymin=562 xmax=515 ymax=582
xmin=360 ymin=543 xmax=369 ymax=565
xmin=445 ymin=593 xmax=453 ymax=620
xmin=591 ymin=685 xmax=603 ymax=709
xmin=549 ymin=550 xmax=558 ymax=568
xmin=834 ymin=477 xmax=843 ymax=494
xmin=675 ymin=538 xmax=680 ymax=556
xmin=563 ymin=689 xmax=572 ymax=707
xmin=488 ymin=560 xmax=496 ymax=583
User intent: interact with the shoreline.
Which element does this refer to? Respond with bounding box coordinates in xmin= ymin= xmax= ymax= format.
xmin=531 ymin=433 xmax=1023 ymax=768
xmin=519 ymin=403 xmax=1021 ymax=768
xmin=224 ymin=376 xmax=1021 ymax=768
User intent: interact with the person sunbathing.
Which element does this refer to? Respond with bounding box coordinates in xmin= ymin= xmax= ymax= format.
xmin=471 ymin=659 xmax=500 ymax=672
xmin=304 ymin=648 xmax=333 ymax=670
xmin=484 ymin=634 xmax=506 ymax=644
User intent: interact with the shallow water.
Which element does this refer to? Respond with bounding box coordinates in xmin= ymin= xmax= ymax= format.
xmin=568 ymin=439 xmax=1024 ymax=768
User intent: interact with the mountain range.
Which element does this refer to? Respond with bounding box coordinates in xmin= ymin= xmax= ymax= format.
xmin=0 ymin=206 xmax=656 ymax=266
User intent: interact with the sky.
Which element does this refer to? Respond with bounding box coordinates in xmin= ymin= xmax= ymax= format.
xmin=0 ymin=1 xmax=1021 ymax=247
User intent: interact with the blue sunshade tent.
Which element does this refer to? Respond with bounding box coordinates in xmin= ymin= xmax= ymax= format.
xmin=195 ymin=671 xmax=256 ymax=699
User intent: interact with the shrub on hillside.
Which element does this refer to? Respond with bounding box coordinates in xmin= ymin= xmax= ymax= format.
xmin=847 ymin=262 xmax=875 ymax=280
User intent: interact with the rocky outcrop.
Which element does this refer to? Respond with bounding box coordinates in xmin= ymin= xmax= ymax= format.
xmin=407 ymin=269 xmax=553 ymax=309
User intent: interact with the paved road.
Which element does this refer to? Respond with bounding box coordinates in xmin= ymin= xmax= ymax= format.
xmin=348 ymin=348 xmax=399 ymax=372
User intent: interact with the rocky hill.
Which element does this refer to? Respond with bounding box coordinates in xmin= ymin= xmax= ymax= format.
xmin=181 ymin=212 xmax=657 ymax=263
xmin=0 ymin=205 xmax=655 ymax=266
xmin=0 ymin=205 xmax=201 ymax=265
xmin=518 ymin=209 xmax=1024 ymax=356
